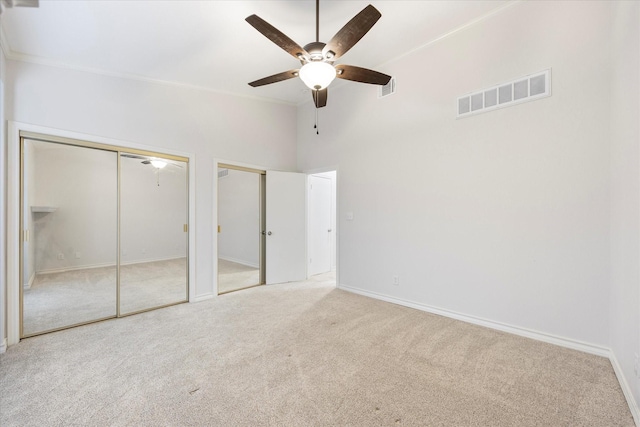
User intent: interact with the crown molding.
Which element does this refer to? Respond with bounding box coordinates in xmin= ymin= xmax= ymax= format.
xmin=0 ymin=28 xmax=296 ymax=108
xmin=298 ymin=0 xmax=522 ymax=108
xmin=378 ymin=0 xmax=522 ymax=70
xmin=0 ymin=20 xmax=11 ymax=58
xmin=1 ymin=0 xmax=521 ymax=109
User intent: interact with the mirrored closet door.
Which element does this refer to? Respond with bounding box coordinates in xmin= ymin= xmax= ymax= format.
xmin=217 ymin=165 xmax=265 ymax=294
xmin=21 ymin=139 xmax=118 ymax=336
xmin=20 ymin=134 xmax=189 ymax=338
xmin=119 ymin=153 xmax=188 ymax=315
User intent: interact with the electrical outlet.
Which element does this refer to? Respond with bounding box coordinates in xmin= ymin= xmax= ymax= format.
xmin=57 ymin=253 xmax=64 ymax=260
xmin=392 ymin=275 xmax=400 ymax=286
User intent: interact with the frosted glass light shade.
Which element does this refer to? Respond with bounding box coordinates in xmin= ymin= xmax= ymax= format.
xmin=299 ymin=62 xmax=336 ymax=90
xmin=150 ymin=160 xmax=167 ymax=169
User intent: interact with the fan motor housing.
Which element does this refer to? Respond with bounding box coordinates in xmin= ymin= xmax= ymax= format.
xmin=303 ymin=42 xmax=327 ymax=61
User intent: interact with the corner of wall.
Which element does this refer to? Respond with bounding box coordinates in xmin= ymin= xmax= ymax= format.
xmin=0 ymin=37 xmax=7 ymax=354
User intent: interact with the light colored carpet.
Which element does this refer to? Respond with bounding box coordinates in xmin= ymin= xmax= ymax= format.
xmin=218 ymin=258 xmax=260 ymax=294
xmin=2 ymin=273 xmax=634 ymax=426
xmin=23 ymin=258 xmax=187 ymax=336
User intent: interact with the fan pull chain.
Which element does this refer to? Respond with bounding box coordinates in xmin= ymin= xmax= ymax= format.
xmin=314 ymin=106 xmax=319 ymax=135
xmin=157 ymin=170 xmax=160 ymax=186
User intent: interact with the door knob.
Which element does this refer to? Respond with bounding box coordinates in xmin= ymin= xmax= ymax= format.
xmin=261 ymin=231 xmax=266 ymax=235
xmin=267 ymin=231 xmax=272 ymax=235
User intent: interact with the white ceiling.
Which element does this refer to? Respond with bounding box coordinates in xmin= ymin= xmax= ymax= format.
xmin=0 ymin=0 xmax=510 ymax=106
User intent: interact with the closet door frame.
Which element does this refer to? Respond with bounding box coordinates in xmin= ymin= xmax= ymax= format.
xmin=7 ymin=122 xmax=195 ymax=344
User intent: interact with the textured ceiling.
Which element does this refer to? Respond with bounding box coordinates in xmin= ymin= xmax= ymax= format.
xmin=0 ymin=0 xmax=511 ymax=106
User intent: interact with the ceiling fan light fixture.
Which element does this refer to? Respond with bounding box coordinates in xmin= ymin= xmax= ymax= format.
xmin=299 ymin=61 xmax=336 ymax=90
xmin=150 ymin=160 xmax=167 ymax=169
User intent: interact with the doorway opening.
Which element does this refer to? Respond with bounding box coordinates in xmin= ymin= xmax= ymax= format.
xmin=217 ymin=164 xmax=266 ymax=294
xmin=308 ymin=170 xmax=337 ymax=282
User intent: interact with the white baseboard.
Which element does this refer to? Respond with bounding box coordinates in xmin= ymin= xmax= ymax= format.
xmin=0 ymin=338 xmax=6 ymax=354
xmin=36 ymin=256 xmax=186 ymax=275
xmin=191 ymin=292 xmax=215 ymax=303
xmin=610 ymin=352 xmax=640 ymax=426
xmin=338 ymin=284 xmax=610 ymax=357
xmin=339 ymin=283 xmax=640 ymax=424
xmin=218 ymin=256 xmax=259 ymax=269
xmin=23 ymin=272 xmax=35 ymax=290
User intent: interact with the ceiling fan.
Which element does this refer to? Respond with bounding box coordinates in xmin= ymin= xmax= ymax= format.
xmin=245 ymin=0 xmax=391 ymax=109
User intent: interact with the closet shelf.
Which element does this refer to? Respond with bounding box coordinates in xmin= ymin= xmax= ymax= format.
xmin=31 ymin=206 xmax=58 ymax=213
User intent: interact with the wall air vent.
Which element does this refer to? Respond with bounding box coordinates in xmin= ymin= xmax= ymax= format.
xmin=378 ymin=77 xmax=396 ymax=98
xmin=457 ymin=69 xmax=551 ymax=118
xmin=218 ymin=168 xmax=229 ymax=179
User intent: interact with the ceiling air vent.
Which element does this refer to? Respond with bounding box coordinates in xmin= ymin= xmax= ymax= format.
xmin=218 ymin=168 xmax=229 ymax=179
xmin=378 ymin=77 xmax=396 ymax=98
xmin=457 ymin=69 xmax=551 ymax=118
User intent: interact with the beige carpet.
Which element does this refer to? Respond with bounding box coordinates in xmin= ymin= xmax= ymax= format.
xmin=23 ymin=258 xmax=187 ymax=336
xmin=1 ymin=273 xmax=634 ymax=426
xmin=218 ymin=258 xmax=260 ymax=294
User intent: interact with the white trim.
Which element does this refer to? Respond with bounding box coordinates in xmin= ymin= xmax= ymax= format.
xmin=338 ymin=284 xmax=640 ymax=421
xmin=7 ymin=121 xmax=197 ymax=347
xmin=218 ymin=256 xmax=259 ymax=270
xmin=34 ymin=256 xmax=187 ymax=275
xmin=0 ymin=22 xmax=10 ymax=58
xmin=212 ymin=158 xmax=270 ymax=299
xmin=7 ymin=122 xmax=21 ymax=346
xmin=610 ymin=352 xmax=640 ymax=425
xmin=0 ymin=28 xmax=294 ymax=109
xmin=0 ymin=338 xmax=6 ymax=354
xmin=23 ymin=272 xmax=35 ymax=290
xmin=298 ymin=1 xmax=522 ymax=107
xmin=191 ymin=293 xmax=215 ymax=303
xmin=338 ymin=283 xmax=610 ymax=357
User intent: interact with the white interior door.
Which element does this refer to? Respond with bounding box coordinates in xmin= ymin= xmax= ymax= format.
xmin=266 ymin=170 xmax=307 ymax=284
xmin=308 ymin=176 xmax=332 ymax=276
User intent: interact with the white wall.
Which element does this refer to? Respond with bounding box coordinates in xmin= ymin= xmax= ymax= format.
xmin=120 ymin=156 xmax=188 ymax=265
xmin=609 ymin=0 xmax=640 ymax=413
xmin=217 ymin=168 xmax=260 ymax=267
xmin=0 ymin=40 xmax=6 ymax=351
xmin=29 ymin=141 xmax=118 ymax=273
xmin=5 ymin=59 xmax=297 ymax=300
xmin=21 ymin=142 xmax=187 ymax=274
xmin=298 ymin=1 xmax=613 ymax=347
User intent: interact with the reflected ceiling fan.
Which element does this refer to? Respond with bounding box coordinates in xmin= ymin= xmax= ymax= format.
xmin=245 ymin=0 xmax=391 ymax=109
xmin=120 ymin=153 xmax=183 ymax=170
xmin=0 ymin=0 xmax=38 ymax=14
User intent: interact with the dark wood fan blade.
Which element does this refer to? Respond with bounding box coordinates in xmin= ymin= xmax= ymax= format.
xmin=312 ymin=88 xmax=328 ymax=108
xmin=322 ymin=5 xmax=381 ymax=60
xmin=249 ymin=69 xmax=300 ymax=87
xmin=246 ymin=15 xmax=308 ymax=60
xmin=335 ymin=64 xmax=391 ymax=85
xmin=120 ymin=153 xmax=147 ymax=160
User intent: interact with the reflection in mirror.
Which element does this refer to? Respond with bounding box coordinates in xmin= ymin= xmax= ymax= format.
xmin=119 ymin=154 xmax=188 ymax=314
xmin=22 ymin=140 xmax=118 ymax=336
xmin=217 ymin=168 xmax=261 ymax=294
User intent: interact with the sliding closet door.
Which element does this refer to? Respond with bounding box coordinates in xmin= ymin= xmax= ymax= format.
xmin=21 ymin=139 xmax=118 ymax=336
xmin=119 ymin=154 xmax=188 ymax=315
